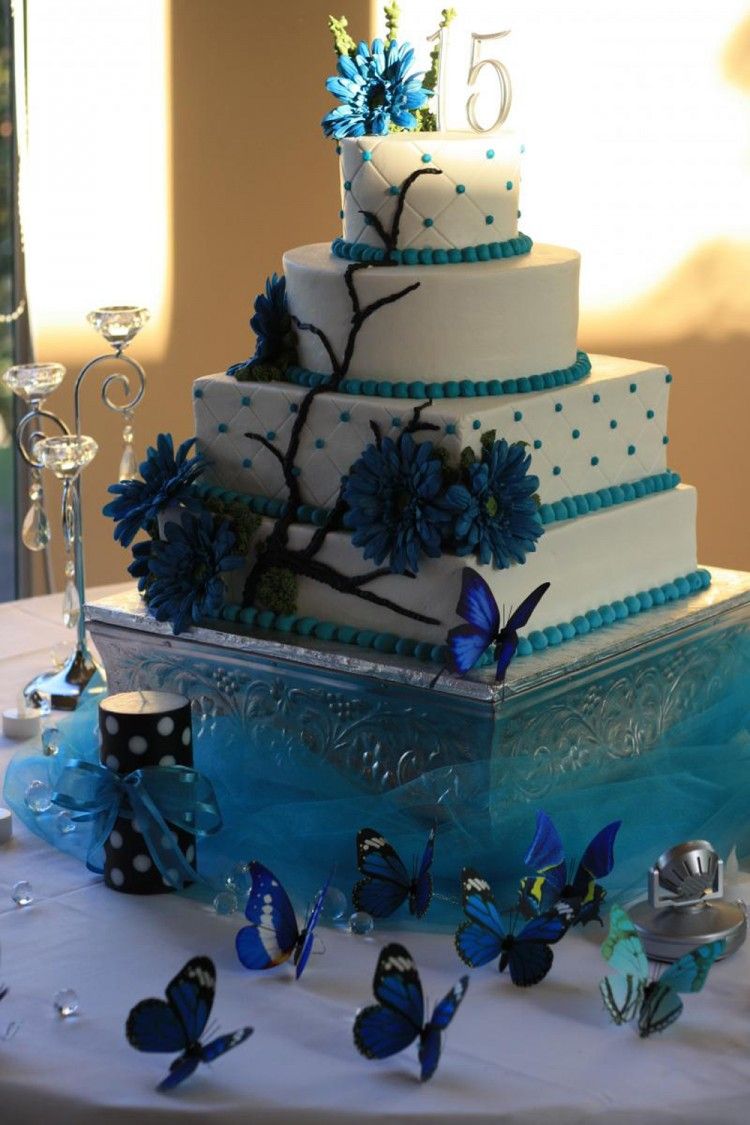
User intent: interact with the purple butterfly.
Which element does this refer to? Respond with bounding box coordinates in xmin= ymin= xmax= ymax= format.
xmin=447 ymin=567 xmax=550 ymax=682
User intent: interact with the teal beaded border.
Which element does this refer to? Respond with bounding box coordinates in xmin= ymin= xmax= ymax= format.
xmin=192 ymin=468 xmax=681 ymax=534
xmin=284 ymin=350 xmax=592 ymax=400
xmin=331 ymin=231 xmax=533 ymax=265
xmin=204 ymin=568 xmax=712 ymax=668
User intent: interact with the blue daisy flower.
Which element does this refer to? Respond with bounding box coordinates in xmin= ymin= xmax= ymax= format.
xmin=343 ymin=432 xmax=450 ymax=575
xmin=144 ymin=510 xmax=244 ymax=635
xmin=226 ymin=274 xmax=294 ymax=380
xmin=103 ymin=433 xmax=205 ymax=548
xmin=443 ymin=440 xmax=543 ymax=569
xmin=322 ymin=39 xmax=430 ymax=139
xmin=127 ymin=539 xmax=153 ymax=593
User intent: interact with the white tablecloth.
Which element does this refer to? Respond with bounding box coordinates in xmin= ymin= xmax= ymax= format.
xmin=1 ymin=589 xmax=750 ymax=1124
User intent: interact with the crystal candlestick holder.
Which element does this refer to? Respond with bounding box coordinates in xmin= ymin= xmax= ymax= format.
xmin=86 ymin=306 xmax=149 ymax=353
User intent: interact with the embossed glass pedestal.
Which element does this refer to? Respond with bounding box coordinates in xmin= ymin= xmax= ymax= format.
xmin=86 ymin=568 xmax=750 ymax=901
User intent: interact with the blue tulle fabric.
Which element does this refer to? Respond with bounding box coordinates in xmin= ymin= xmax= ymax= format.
xmin=4 ymin=645 xmax=750 ymax=930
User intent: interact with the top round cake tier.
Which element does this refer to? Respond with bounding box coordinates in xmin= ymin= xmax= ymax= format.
xmin=338 ymin=131 xmax=522 ymax=258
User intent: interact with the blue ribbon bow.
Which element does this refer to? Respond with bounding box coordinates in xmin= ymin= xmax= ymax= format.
xmin=51 ymin=759 xmax=222 ymax=890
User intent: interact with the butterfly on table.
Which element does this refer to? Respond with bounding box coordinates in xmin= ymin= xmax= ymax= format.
xmin=352 ymin=826 xmax=434 ymax=920
xmin=235 ymin=861 xmax=330 ymax=980
xmin=599 ymin=904 xmax=725 ymax=1038
xmin=519 ymin=810 xmax=622 ymax=926
xmin=353 ymin=942 xmax=468 ymax=1082
xmin=455 ymin=866 xmax=568 ymax=987
xmin=447 ymin=567 xmax=550 ymax=682
xmin=126 ymin=956 xmax=253 ymax=1092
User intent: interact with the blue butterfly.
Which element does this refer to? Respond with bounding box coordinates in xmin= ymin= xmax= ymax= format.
xmin=354 ymin=942 xmax=468 ymax=1082
xmin=353 ymin=826 xmax=434 ymax=919
xmin=126 ymin=956 xmax=253 ymax=1091
xmin=235 ymin=861 xmax=330 ymax=980
xmin=599 ymin=905 xmax=725 ymax=1037
xmin=447 ymin=567 xmax=550 ymax=681
xmin=520 ymin=810 xmax=621 ymax=926
xmin=455 ymin=867 xmax=568 ymax=986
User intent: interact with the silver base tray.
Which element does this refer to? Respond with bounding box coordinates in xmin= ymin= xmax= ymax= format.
xmin=86 ymin=566 xmax=750 ymax=799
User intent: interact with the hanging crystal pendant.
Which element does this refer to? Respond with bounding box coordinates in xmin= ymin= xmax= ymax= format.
xmin=62 ymin=559 xmax=80 ymax=629
xmin=118 ymin=411 xmax=138 ymax=480
xmin=21 ymin=474 xmax=51 ymax=551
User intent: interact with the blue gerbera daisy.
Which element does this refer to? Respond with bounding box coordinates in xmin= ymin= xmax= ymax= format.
xmin=322 ymin=39 xmax=430 ymax=139
xmin=103 ymin=433 xmax=205 ymax=547
xmin=226 ymin=273 xmax=295 ymax=380
xmin=343 ymin=432 xmax=450 ymax=575
xmin=143 ymin=510 xmax=244 ymax=635
xmin=443 ymin=440 xmax=543 ymax=569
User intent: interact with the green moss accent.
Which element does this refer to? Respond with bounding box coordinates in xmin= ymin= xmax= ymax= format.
xmin=433 ymin=445 xmax=460 ymax=486
xmin=459 ymin=445 xmax=477 ymax=472
xmin=256 ymin=567 xmax=298 ymax=615
xmin=479 ymin=429 xmax=496 ymax=454
xmin=328 ymin=15 xmax=356 ymax=58
xmin=384 ymin=1 xmax=400 ymax=42
xmin=201 ymin=496 xmax=261 ymax=555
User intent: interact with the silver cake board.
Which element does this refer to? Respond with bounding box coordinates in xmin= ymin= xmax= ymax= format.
xmin=86 ymin=568 xmax=750 ymax=809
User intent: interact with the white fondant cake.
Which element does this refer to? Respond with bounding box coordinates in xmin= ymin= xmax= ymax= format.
xmin=187 ymin=128 xmax=707 ymax=661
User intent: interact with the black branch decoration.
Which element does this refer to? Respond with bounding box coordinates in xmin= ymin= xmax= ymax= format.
xmin=242 ymin=168 xmax=445 ymax=627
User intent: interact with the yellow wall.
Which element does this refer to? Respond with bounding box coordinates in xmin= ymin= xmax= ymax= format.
xmin=25 ymin=1 xmax=750 ymax=594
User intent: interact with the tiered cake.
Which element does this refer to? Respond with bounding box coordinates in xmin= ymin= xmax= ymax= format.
xmin=189 ymin=129 xmax=707 ymax=664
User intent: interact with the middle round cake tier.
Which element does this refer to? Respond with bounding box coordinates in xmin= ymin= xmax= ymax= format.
xmin=283 ymin=242 xmax=580 ymax=386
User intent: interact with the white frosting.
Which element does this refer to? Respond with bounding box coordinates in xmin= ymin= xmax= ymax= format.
xmin=339 ymin=132 xmax=521 ymax=250
xmin=223 ymin=486 xmax=699 ymax=646
xmin=283 ymin=242 xmax=580 ymax=384
xmin=195 ymin=355 xmax=670 ymax=511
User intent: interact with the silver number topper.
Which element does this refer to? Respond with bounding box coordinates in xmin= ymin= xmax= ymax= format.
xmin=428 ymin=26 xmax=512 ymax=132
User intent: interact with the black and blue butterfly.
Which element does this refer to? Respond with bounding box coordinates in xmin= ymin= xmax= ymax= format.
xmin=353 ymin=826 xmax=434 ymax=919
xmin=599 ymin=905 xmax=725 ymax=1037
xmin=354 ymin=942 xmax=468 ymax=1082
xmin=519 ymin=810 xmax=621 ymax=926
xmin=447 ymin=566 xmax=550 ymax=681
xmin=455 ymin=866 xmax=568 ymax=986
xmin=235 ymin=861 xmax=330 ymax=980
xmin=126 ymin=956 xmax=253 ymax=1091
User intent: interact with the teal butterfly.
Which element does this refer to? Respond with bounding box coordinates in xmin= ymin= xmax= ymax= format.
xmin=599 ymin=905 xmax=725 ymax=1038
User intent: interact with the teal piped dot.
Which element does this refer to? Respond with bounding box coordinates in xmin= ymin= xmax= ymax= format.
xmin=628 ymin=444 xmax=636 ymax=455
xmin=486 ymin=148 xmax=495 ymax=159
xmin=472 ymin=419 xmax=481 ymax=430
xmin=528 ymin=629 xmax=547 ymax=650
xmin=560 ymin=622 xmax=576 ymax=641
xmin=554 ymin=403 xmax=563 ymax=413
xmin=423 ymin=217 xmax=433 ymax=228
xmin=339 ymin=411 xmax=350 ymax=422
xmin=456 ymin=183 xmax=465 ymax=194
xmin=533 ymin=439 xmax=542 ymax=449
xmin=665 ymin=372 xmax=673 ymax=383
xmin=514 ymin=410 xmax=523 ymax=422
xmin=289 ymin=403 xmax=298 ymax=414
xmin=391 ymin=416 xmax=401 ymax=428
xmin=242 ymin=458 xmax=252 ymax=469
xmin=291 ymin=466 xmax=301 ymax=477
xmin=343 ymin=180 xmax=351 ymax=190
xmin=266 ymin=430 xmax=276 ymax=440
xmin=592 ymin=393 xmax=600 ymax=403
xmin=572 ymin=615 xmax=590 ymax=636
xmin=612 ymin=600 xmax=628 ymax=620
xmin=295 ymin=617 xmax=317 ymax=636
xmin=646 ymin=409 xmax=654 ymax=419
xmin=599 ymin=605 xmax=616 ymax=626
xmin=485 ymin=215 xmax=494 ymax=225
xmin=520 ymin=143 xmax=526 ymax=154
xmin=362 ymin=150 xmax=372 ymax=162
xmin=663 ymin=435 xmax=670 ymax=444
xmin=625 ymin=595 xmax=641 ymax=615
xmin=373 ymin=632 xmax=398 ymax=654
xmin=572 ymin=428 xmax=580 ymax=439
xmin=241 ymin=395 xmax=251 ymax=406
xmin=552 ymin=466 xmax=561 ymax=476
xmin=505 ymin=180 xmax=513 ymax=190
xmin=335 ymin=144 xmax=341 ymax=155
xmin=256 ymin=610 xmax=275 ymax=630
xmin=193 ymin=387 xmax=203 ymax=398
xmin=445 ymin=423 xmax=457 ymax=435
xmin=388 ymin=185 xmax=400 ymax=195
xmin=421 ymin=153 xmax=432 ymax=164
xmin=610 ymin=419 xmax=618 ymax=429
xmin=356 ymin=629 xmax=376 ymax=648
xmin=314 ymin=438 xmax=325 ymax=449
xmin=336 ymin=624 xmax=357 ymax=644
xmin=544 ymin=626 xmax=563 ymax=646
xmin=629 ymin=383 xmax=637 ymax=393
xmin=516 ymin=637 xmax=533 ymax=657
xmin=217 ymin=422 xmax=228 ymax=433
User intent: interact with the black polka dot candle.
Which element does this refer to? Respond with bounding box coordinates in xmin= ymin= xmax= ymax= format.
xmin=99 ymin=691 xmax=193 ymax=894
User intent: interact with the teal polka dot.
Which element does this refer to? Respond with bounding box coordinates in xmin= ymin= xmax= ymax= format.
xmin=446 ymin=423 xmax=457 ymax=435
xmin=423 ymin=217 xmax=433 ymax=228
xmin=266 ymin=430 xmax=276 ymax=440
xmin=217 ymin=422 xmax=228 ymax=433
xmin=388 ymin=185 xmax=399 ymax=195
xmin=592 ymin=393 xmax=600 ymax=403
xmin=591 ymin=455 xmax=599 ymax=466
xmin=610 ymin=419 xmax=618 ymax=429
xmin=339 ymin=210 xmax=344 ymax=219
xmin=572 ymin=428 xmax=580 ymax=439
xmin=665 ymin=373 xmax=673 ymax=383
xmin=194 ymin=388 xmax=203 ymax=398
xmin=505 ymin=180 xmax=513 ymax=190
xmin=291 ymin=466 xmax=301 ymax=477
xmin=339 ymin=411 xmax=351 ymax=422
xmin=552 ymin=466 xmax=561 ymax=476
xmin=646 ymin=409 xmax=655 ymax=419
xmin=314 ymin=438 xmax=325 ymax=449
xmin=520 ymin=143 xmax=526 ymax=154
xmin=486 ymin=149 xmax=495 ymax=159
xmin=517 ymin=209 xmax=521 ymax=218
xmin=289 ymin=403 xmax=298 ymax=413
xmin=241 ymin=395 xmax=251 ymax=406
xmin=628 ymin=444 xmax=636 ymax=455
xmin=242 ymin=458 xmax=252 ymax=469
xmin=554 ymin=403 xmax=563 ymax=413
xmin=421 ymin=153 xmax=432 ymax=164
xmin=485 ymin=215 xmax=494 ymax=225
xmin=456 ymin=184 xmax=465 ymax=194
xmin=533 ymin=439 xmax=542 ymax=449
xmin=514 ymin=410 xmax=523 ymax=421
xmin=472 ymin=419 xmax=481 ymax=430
xmin=663 ymin=435 xmax=670 ymax=444
xmin=362 ymin=150 xmax=372 ymax=161
xmin=343 ymin=180 xmax=351 ymax=190
xmin=629 ymin=383 xmax=637 ymax=393
xmin=391 ymin=417 xmax=401 ymax=428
